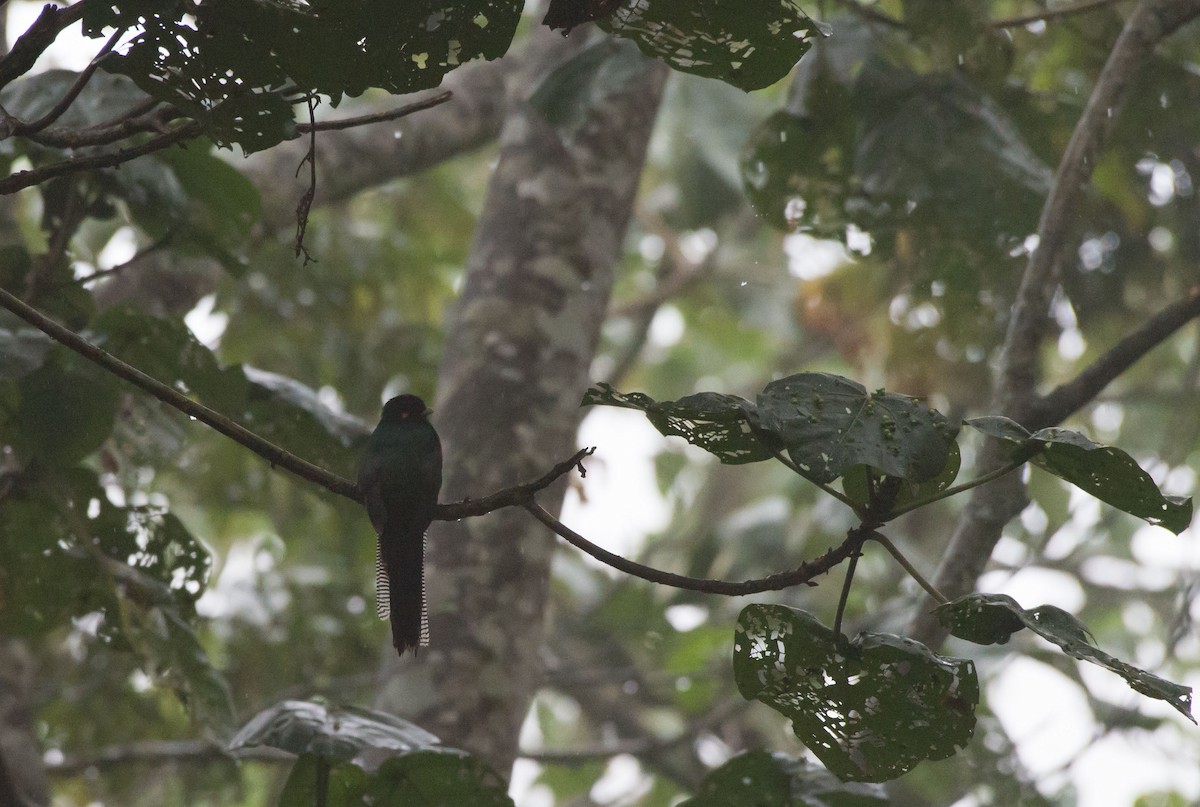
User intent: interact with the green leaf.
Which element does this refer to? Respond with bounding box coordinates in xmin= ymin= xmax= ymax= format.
xmin=933 ymin=592 xmax=1028 ymax=646
xmin=278 ymin=755 xmax=368 ymax=807
xmin=936 ymin=594 xmax=1195 ymax=723
xmin=756 ymin=373 xmax=955 ymax=484
xmin=7 ymin=351 xmax=120 ymax=467
xmin=582 ymin=383 xmax=772 ymax=464
xmin=599 ymin=0 xmax=820 ymax=92
xmin=734 ymin=604 xmax=978 ymax=783
xmin=230 ymin=700 xmax=440 ymax=761
xmin=0 ymin=70 xmax=149 ymax=131
xmin=0 ymin=327 xmax=52 ymax=378
xmin=964 ymin=420 xmax=1192 ymax=534
xmin=95 ymin=0 xmax=522 ymax=152
xmin=369 ymin=752 xmax=514 ymax=806
xmin=1030 ymin=428 xmax=1192 ymax=534
xmin=679 ymin=750 xmax=888 ymax=806
xmin=841 ymin=442 xmax=961 ymax=515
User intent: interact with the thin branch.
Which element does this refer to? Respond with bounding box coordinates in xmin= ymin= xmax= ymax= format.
xmin=0 ymin=1 xmax=88 ymax=91
xmin=73 ymin=231 xmax=176 ymax=286
xmin=888 ymin=457 xmax=1029 ymax=518
xmin=28 ymin=97 xmax=169 ymax=149
xmin=0 ymin=288 xmax=590 ymax=517
xmin=827 ymin=0 xmax=905 ymax=27
xmin=0 ymin=284 xmax=359 ymax=497
xmin=294 ymin=96 xmax=318 ymax=264
xmin=1031 ymin=286 xmax=1200 ymax=429
xmin=0 ymin=120 xmax=205 ymax=195
xmin=762 ymin=441 xmax=859 ymax=510
xmin=46 ymin=740 xmax=290 ymax=777
xmin=14 ymin=25 xmax=126 ymax=135
xmin=294 ymin=91 xmax=453 ymax=134
xmin=832 ymin=534 xmax=865 ymax=636
xmin=997 ymin=0 xmax=1200 ymax=417
xmin=525 ymin=502 xmax=867 ymax=595
xmin=869 ymin=531 xmax=948 ymax=605
xmin=993 ymin=0 xmax=1124 ymax=28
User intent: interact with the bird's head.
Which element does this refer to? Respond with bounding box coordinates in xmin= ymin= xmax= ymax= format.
xmin=381 ymin=394 xmax=431 ymax=422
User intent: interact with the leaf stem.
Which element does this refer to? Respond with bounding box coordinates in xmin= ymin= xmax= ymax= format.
xmin=832 ymin=536 xmax=865 ymax=637
xmin=888 ymin=458 xmax=1027 ymax=518
xmin=868 ymin=531 xmax=948 ymax=605
xmin=764 ymin=444 xmax=860 ymax=511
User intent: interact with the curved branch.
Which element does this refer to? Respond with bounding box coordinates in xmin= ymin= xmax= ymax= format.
xmin=525 ymin=502 xmax=866 ymax=595
xmin=295 ymin=91 xmax=452 ymax=134
xmin=0 ymin=285 xmax=358 ymax=498
xmin=0 ymin=287 xmax=592 ymax=518
xmin=12 ymin=25 xmax=126 ymax=136
xmin=992 ymin=0 xmax=1124 ymax=28
xmin=0 ymin=120 xmax=205 ymax=195
xmin=1030 ymin=286 xmax=1200 ymax=429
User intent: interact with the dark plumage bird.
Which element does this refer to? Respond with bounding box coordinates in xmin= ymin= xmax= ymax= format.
xmin=357 ymin=394 xmax=443 ymax=655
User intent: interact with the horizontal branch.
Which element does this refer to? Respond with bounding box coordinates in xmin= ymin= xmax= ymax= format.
xmin=993 ymin=0 xmax=1123 ymax=28
xmin=1030 ymin=286 xmax=1200 ymax=429
xmin=0 ymin=120 xmax=204 ymax=195
xmin=46 ymin=739 xmax=290 ymax=777
xmin=295 ymin=91 xmax=452 ymax=134
xmin=525 ymin=502 xmax=865 ymax=595
xmin=0 ymin=288 xmax=590 ymax=519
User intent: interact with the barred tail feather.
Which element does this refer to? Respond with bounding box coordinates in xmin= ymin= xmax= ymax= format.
xmin=380 ymin=525 xmax=428 ymax=655
xmin=375 ymin=536 xmax=390 ymax=620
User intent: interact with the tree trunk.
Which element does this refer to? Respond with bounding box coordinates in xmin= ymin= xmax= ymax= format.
xmin=374 ymin=30 xmax=668 ymax=777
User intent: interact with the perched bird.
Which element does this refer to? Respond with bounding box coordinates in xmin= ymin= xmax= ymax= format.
xmin=357 ymin=394 xmax=443 ymax=655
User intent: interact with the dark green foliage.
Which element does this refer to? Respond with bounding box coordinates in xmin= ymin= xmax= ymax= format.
xmin=735 ymin=604 xmax=978 ymax=782
xmin=600 ymin=0 xmax=819 ymax=91
xmin=86 ymin=0 xmax=523 ymax=152
xmin=937 ymin=594 xmax=1194 ymax=722
xmin=584 ymin=372 xmax=957 ymax=485
xmin=232 ymin=701 xmax=513 ymax=806
xmin=679 ymin=750 xmax=888 ymax=806
xmin=966 ymin=417 xmax=1193 ymax=534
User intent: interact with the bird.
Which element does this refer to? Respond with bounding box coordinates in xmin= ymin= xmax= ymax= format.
xmin=357 ymin=394 xmax=443 ymax=655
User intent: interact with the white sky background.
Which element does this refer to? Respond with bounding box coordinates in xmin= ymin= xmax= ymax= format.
xmin=10 ymin=3 xmax=1199 ymax=803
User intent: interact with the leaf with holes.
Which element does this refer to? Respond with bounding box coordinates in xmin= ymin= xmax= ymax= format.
xmin=582 ymin=383 xmax=772 ymax=464
xmin=599 ymin=0 xmax=821 ymax=91
xmin=964 ymin=420 xmax=1192 ymax=534
xmin=734 ymin=604 xmax=978 ymax=783
xmin=936 ymin=594 xmax=1194 ymax=723
xmin=756 ymin=373 xmax=956 ymax=484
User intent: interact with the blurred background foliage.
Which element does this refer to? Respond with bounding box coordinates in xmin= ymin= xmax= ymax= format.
xmin=0 ymin=0 xmax=1198 ymax=804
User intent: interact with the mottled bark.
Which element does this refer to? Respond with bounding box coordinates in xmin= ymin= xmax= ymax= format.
xmin=0 ymin=639 xmax=49 ymax=807
xmin=374 ymin=30 xmax=668 ymax=776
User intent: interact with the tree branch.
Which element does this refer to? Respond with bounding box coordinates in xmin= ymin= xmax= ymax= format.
xmin=0 ymin=287 xmax=591 ymax=518
xmin=525 ymin=502 xmax=867 ymax=595
xmin=997 ymin=0 xmax=1200 ymax=415
xmin=910 ymin=0 xmax=1200 ymax=647
xmin=11 ymin=25 xmax=125 ymax=136
xmin=1030 ymin=286 xmax=1200 ymax=428
xmin=0 ymin=1 xmax=87 ymax=91
xmin=0 ymin=120 xmax=205 ymax=195
xmin=45 ymin=739 xmax=289 ymax=777
xmin=295 ymin=91 xmax=452 ymax=134
xmin=992 ymin=0 xmax=1124 ymax=28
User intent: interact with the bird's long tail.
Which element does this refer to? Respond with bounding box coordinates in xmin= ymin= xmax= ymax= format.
xmin=376 ymin=527 xmax=428 ymax=655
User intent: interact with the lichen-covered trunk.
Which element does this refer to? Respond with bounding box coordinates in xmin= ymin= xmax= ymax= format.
xmin=374 ymin=33 xmax=667 ymax=777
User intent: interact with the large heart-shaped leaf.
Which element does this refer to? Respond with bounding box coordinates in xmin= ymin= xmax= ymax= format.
xmin=756 ymin=373 xmax=955 ymax=484
xmin=734 ymin=604 xmax=978 ymax=782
